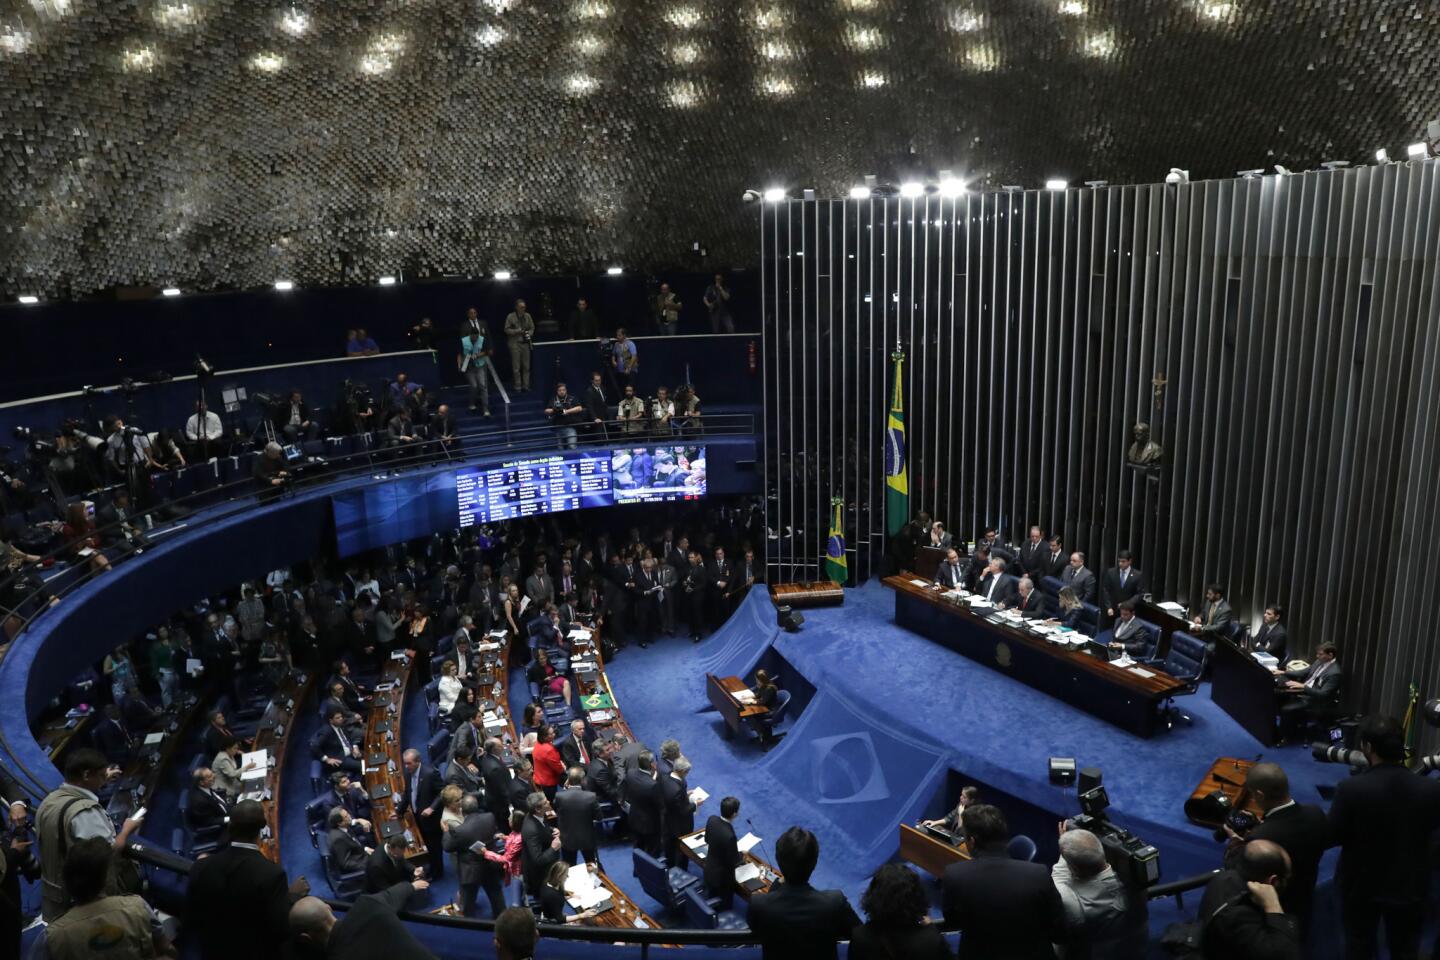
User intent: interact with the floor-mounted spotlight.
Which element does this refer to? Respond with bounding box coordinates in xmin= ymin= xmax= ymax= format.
xmin=1407 ymin=142 xmax=1429 ymax=159
xmin=1375 ymin=148 xmax=1389 ymax=163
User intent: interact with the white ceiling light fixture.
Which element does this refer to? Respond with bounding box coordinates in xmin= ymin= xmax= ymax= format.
xmin=154 ymin=1 xmax=200 ymax=29
xmin=1199 ymin=2 xmax=1235 ymax=20
xmin=607 ymin=266 xmax=624 ymax=275
xmin=667 ymin=80 xmax=701 ymax=107
xmin=279 ymin=7 xmax=308 ymax=36
xmin=574 ymin=34 xmax=606 ymax=54
xmin=899 ymin=181 xmax=925 ymax=198
xmin=859 ymin=71 xmax=886 ymax=88
xmin=378 ymin=276 xmax=397 ymax=286
xmin=359 ymin=52 xmax=393 ymax=74
xmin=17 ymin=295 xmax=39 ymax=304
xmin=1058 ymin=0 xmax=1085 ymax=14
xmin=493 ymin=270 xmax=513 ymax=281
xmin=948 ymin=8 xmax=983 ymax=32
xmin=274 ymin=280 xmax=294 ymax=291
xmin=575 ymin=1 xmax=610 ymax=17
xmin=1407 ymin=142 xmax=1429 ymax=158
xmin=938 ymin=177 xmax=968 ymax=197
xmin=845 ymin=25 xmax=882 ymax=50
xmin=1 ymin=26 xmax=34 ymax=54
xmin=483 ymin=0 xmax=516 ymax=11
xmin=665 ymin=6 xmax=701 ymax=28
xmin=566 ymin=73 xmax=597 ymax=95
xmin=122 ymin=46 xmax=158 ymax=72
xmin=1045 ymin=178 xmax=1068 ymax=191
xmin=762 ymin=186 xmax=787 ymax=203
xmin=162 ymin=287 xmax=181 ymax=297
xmin=1083 ymin=31 xmax=1116 ymax=58
xmin=250 ymin=52 xmax=285 ymax=73
xmin=849 ymin=185 xmax=872 ymax=199
xmin=476 ymin=25 xmax=505 ymax=46
xmin=760 ymin=75 xmax=794 ymax=97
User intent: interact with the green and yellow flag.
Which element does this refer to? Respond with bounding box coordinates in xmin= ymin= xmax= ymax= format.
xmin=825 ymin=497 xmax=847 ymax=585
xmin=885 ymin=347 xmax=909 ymax=536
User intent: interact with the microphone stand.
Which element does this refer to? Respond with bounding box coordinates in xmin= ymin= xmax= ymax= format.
xmin=745 ymin=817 xmax=779 ymax=884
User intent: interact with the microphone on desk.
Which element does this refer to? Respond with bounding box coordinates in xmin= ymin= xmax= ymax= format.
xmin=745 ymin=818 xmax=778 ymax=882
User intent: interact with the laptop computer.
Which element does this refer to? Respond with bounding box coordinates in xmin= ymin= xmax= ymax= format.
xmin=1088 ymin=640 xmax=1123 ymax=662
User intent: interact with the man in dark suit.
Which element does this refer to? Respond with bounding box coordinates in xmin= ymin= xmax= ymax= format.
xmin=187 ymin=800 xmax=309 ymax=960
xmin=1017 ymin=525 xmax=1047 ymax=582
xmin=201 ymin=708 xmax=241 ymax=759
xmin=507 ymin=759 xmax=536 ymax=815
xmin=588 ymin=737 xmax=622 ymax=805
xmin=1276 ymin=644 xmax=1343 ymax=740
xmin=553 ymin=767 xmax=601 ymax=865
xmin=1197 ymin=839 xmax=1300 ymax=960
xmin=631 ymin=559 xmax=659 ymax=648
xmin=1253 ymin=605 xmax=1290 ymax=660
xmin=1327 ymin=715 xmax=1440 ymax=960
xmin=558 ymin=719 xmax=595 ymax=772
xmin=443 ymin=795 xmax=507 ymax=917
xmin=320 ymin=681 xmax=365 ymax=736
xmin=1233 ymin=763 xmax=1328 ymax=936
xmin=445 ymin=755 xmax=485 ymax=795
xmin=1100 ymin=550 xmax=1144 ymax=620
xmin=623 ymin=751 xmax=665 ymax=857
xmin=707 ymin=547 xmax=733 ymax=624
xmin=747 ymin=826 xmax=860 ymax=960
xmin=660 ymin=757 xmax=698 ymax=866
xmin=326 ymin=660 xmax=367 ymax=711
xmin=310 ymin=709 xmax=363 ymax=776
xmin=324 ymin=772 xmax=373 ymax=823
xmin=365 ymin=835 xmax=421 ymax=893
xmin=287 ymin=879 xmax=435 ymax=960
xmin=976 ymin=559 xmax=1017 ymax=606
xmin=186 ymin=767 xmax=230 ymax=834
xmin=1103 ymin=602 xmax=1153 ymax=658
xmin=1004 ymin=577 xmax=1051 ymax=619
xmin=395 ymin=748 xmax=445 ymax=879
xmin=326 ymin=806 xmax=372 ymax=876
xmin=1189 ymin=582 xmax=1235 ymax=644
xmin=703 ymin=796 xmax=745 ymax=904
xmin=520 ymin=792 xmax=561 ymax=896
xmin=963 ymin=547 xmax=991 ymax=593
xmin=450 ymin=713 xmax=483 ymax=768
xmin=479 ymin=738 xmax=512 ymax=826
xmin=1038 ymin=535 xmax=1068 ymax=582
xmin=118 ymin=689 xmax=158 ymax=733
xmin=934 ymin=547 xmax=967 ymax=589
xmin=1061 ymin=551 xmax=1097 ymax=603
xmin=941 ymin=804 xmax=1066 ymax=960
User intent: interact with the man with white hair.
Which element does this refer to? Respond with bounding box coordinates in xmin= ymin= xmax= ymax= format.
xmin=1051 ymin=824 xmax=1148 ymax=959
xmin=253 ymin=441 xmax=290 ymax=496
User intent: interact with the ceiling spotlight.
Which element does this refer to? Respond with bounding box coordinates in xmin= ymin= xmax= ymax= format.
xmin=859 ymin=71 xmax=886 ymax=88
xmin=476 ymin=25 xmax=505 ymax=46
xmin=1407 ymin=142 xmax=1428 ymax=158
xmin=606 ymin=266 xmax=624 ymax=276
xmin=575 ymin=0 xmax=611 ymax=17
xmin=1058 ymin=0 xmax=1086 ymax=14
xmin=493 ymin=270 xmax=513 ymax=281
xmin=1237 ymin=168 xmax=1265 ymax=178
xmin=1200 ymin=2 xmax=1235 ymax=20
xmin=378 ymin=276 xmax=397 ymax=286
xmin=761 ymin=40 xmax=791 ymax=60
xmin=566 ymin=73 xmax=598 ymax=95
xmin=938 ymin=177 xmax=967 ymax=197
xmin=574 ymin=34 xmax=606 ymax=55
xmin=948 ymin=9 xmax=983 ymax=32
xmin=845 ymin=26 xmax=883 ymax=50
xmin=760 ymin=75 xmax=794 ymax=97
xmin=1084 ymin=179 xmax=1109 ymax=188
xmin=273 ymin=280 xmax=294 ymax=291
xmin=1320 ymin=160 xmax=1350 ymax=171
xmin=359 ymin=52 xmax=393 ymax=74
xmin=1374 ymin=148 xmax=1389 ymax=163
xmin=122 ymin=46 xmax=157 ymax=72
xmin=762 ymin=187 xmax=787 ymax=203
xmin=849 ymin=185 xmax=872 ymax=199
xmin=17 ymin=295 xmax=39 ymax=305
xmin=1045 ymin=179 xmax=1068 ymax=191
xmin=899 ymin=181 xmax=925 ymax=198
xmin=279 ymin=7 xmax=308 ymax=36
xmin=0 ymin=26 xmax=33 ymax=54
xmin=665 ymin=6 xmax=702 ymax=28
xmin=483 ymin=0 xmax=516 ymax=11
xmin=667 ymin=80 xmax=700 ymax=107
xmin=154 ymin=1 xmax=199 ymax=29
xmin=1164 ymin=168 xmax=1189 ymax=184
xmin=250 ymin=52 xmax=285 ymax=72
xmin=162 ymin=287 xmax=181 ymax=297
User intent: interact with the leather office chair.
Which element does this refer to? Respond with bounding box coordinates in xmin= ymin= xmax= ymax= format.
xmin=426 ymin=727 xmax=451 ymax=765
xmin=680 ymin=884 xmax=747 ymax=930
xmin=303 ymin=795 xmax=329 ymax=849
xmin=1040 ymin=575 xmax=1064 ymax=598
xmin=757 ymin=689 xmax=792 ymax=749
xmin=316 ymin=830 xmax=366 ymax=900
xmin=1007 ymin=834 xmax=1038 ymax=862
xmin=1078 ymin=602 xmax=1101 ymax=637
xmin=633 ymin=848 xmax=700 ymax=910
xmin=1154 ymin=631 xmax=1207 ymax=729
xmin=309 ymin=760 xmax=325 ymax=796
xmin=173 ymin=791 xmax=223 ymax=858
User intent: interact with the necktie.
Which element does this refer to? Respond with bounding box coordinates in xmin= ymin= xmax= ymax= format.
xmin=210 ymin=789 xmax=227 ymax=812
xmin=411 ymin=771 xmax=420 ymax=809
xmin=579 ymin=741 xmax=589 ymax=765
xmin=1305 ymin=663 xmax=1329 ymax=689
xmin=336 ymin=726 xmax=351 ymax=754
xmin=987 ymin=577 xmax=997 ymax=600
xmin=1120 ymin=570 xmax=1128 ymax=587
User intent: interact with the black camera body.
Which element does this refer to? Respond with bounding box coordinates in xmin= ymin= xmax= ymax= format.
xmin=1071 ymin=785 xmax=1162 ymax=887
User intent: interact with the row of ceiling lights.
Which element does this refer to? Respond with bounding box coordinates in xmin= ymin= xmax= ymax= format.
xmin=11 ymin=266 xmax=630 ymax=305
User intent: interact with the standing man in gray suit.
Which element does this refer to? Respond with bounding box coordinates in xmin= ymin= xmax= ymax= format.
xmin=1061 ymin=552 xmax=1097 ymax=603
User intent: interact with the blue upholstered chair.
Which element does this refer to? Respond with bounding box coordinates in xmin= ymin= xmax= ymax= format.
xmin=680 ymin=884 xmax=747 ymax=930
xmin=757 ymin=689 xmax=792 ymax=748
xmin=426 ymin=727 xmax=451 ymax=765
xmin=1154 ymin=631 xmax=1207 ymax=729
xmin=633 ymin=848 xmax=700 ymax=910
xmin=1007 ymin=834 xmax=1038 ymax=862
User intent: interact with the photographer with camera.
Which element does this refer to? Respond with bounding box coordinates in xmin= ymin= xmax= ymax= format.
xmin=253 ymin=441 xmax=291 ymax=500
xmin=1327 ymin=714 xmax=1440 ymax=960
xmin=544 ymin=383 xmax=584 ymax=450
xmin=457 ymin=312 xmax=492 ymax=415
xmin=1197 ymin=839 xmax=1299 ymax=960
xmin=1052 ymin=822 xmax=1148 ymax=960
xmin=504 ymin=299 xmax=535 ymax=392
xmin=1221 ymin=763 xmax=1326 ymax=939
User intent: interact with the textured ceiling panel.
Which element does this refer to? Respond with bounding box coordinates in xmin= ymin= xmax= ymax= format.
xmin=0 ymin=0 xmax=1435 ymax=298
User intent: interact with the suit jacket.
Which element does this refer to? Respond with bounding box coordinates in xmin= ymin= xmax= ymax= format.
xmin=941 ymin=849 xmax=1066 ymax=960
xmin=187 ymin=787 xmax=229 ymax=833
xmin=328 ymin=785 xmax=373 ymax=823
xmin=1061 ymin=565 xmax=1097 ymax=603
xmin=553 ymin=786 xmax=600 ymax=853
xmin=1109 ymin=617 xmax=1152 ymax=656
xmin=1253 ymin=623 xmax=1289 ymax=659
xmin=583 ymin=384 xmax=608 ymax=421
xmin=450 ymin=721 xmax=482 ymax=766
xmin=520 ymin=813 xmax=560 ymax=892
xmin=1197 ymin=869 xmax=1300 ymax=960
xmin=660 ymin=774 xmax=696 ymax=838
xmin=589 ymin=756 xmax=621 ymax=803
xmin=702 ymin=815 xmax=743 ymax=900
xmin=524 ymin=573 xmax=555 ymax=604
xmin=1294 ymin=661 xmax=1343 ymax=709
xmin=747 ymin=881 xmax=862 ymax=960
xmin=309 ymin=723 xmax=356 ymax=763
xmin=1100 ymin=566 xmax=1144 ymax=611
xmin=1038 ymin=550 xmax=1068 ymax=582
xmin=623 ymin=769 xmax=664 ymax=836
xmin=187 ymin=844 xmax=296 ymax=960
xmin=1013 ymin=590 xmax=1050 ymax=619
xmin=479 ymin=754 xmax=512 ymax=822
xmin=328 ymin=826 xmax=369 ymax=875
xmin=1328 ymin=763 xmax=1440 ymax=902
xmin=934 ymin=559 xmax=967 ymax=590
xmin=444 ymin=759 xmax=484 ymax=795
xmin=1193 ymin=599 xmax=1234 ymax=635
xmin=443 ymin=810 xmax=503 ymax=886
xmin=977 ymin=572 xmax=1017 ymax=606
xmin=365 ymin=848 xmax=411 ymax=893
xmin=507 ymin=776 xmax=534 ymax=814
xmin=93 ymin=718 xmax=133 ymax=763
xmin=396 ymin=763 xmax=444 ymax=828
xmin=326 ymin=882 xmax=438 ymax=960
xmin=1017 ymin=540 xmax=1047 ymax=579
xmin=559 ymin=731 xmax=595 ymax=770
xmin=1247 ymin=801 xmax=1328 ymax=923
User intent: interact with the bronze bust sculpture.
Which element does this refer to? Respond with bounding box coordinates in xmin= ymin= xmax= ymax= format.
xmin=1127 ymin=421 xmax=1163 ymax=467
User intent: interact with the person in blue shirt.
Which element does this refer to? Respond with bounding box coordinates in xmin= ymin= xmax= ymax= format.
xmin=612 ymin=328 xmax=638 ymax=392
xmin=630 ymin=448 xmax=653 ymax=489
xmin=347 ymin=327 xmax=380 ymax=356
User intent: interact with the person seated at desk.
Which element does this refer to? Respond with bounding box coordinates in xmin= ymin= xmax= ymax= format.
xmin=963 ymin=547 xmax=991 ymax=593
xmin=1002 ymin=577 xmax=1050 ymax=618
xmin=311 ymin=709 xmax=364 ymax=776
xmin=1253 ymin=605 xmax=1289 ymax=660
xmin=926 ymin=522 xmax=953 ymax=550
xmin=213 ymin=734 xmax=260 ymax=801
xmin=750 ymin=668 xmax=779 ymax=708
xmin=527 ymin=648 xmax=573 ymax=706
xmin=437 ymin=659 xmax=464 ymax=718
xmin=92 ymin=704 xmax=134 ymax=765
xmin=976 ymin=559 xmax=1016 ymax=606
xmin=1043 ymin=587 xmax=1086 ymax=631
xmin=934 ymin=548 xmax=966 ymax=590
xmin=325 ymin=806 xmax=373 ymax=876
xmin=1105 ymin=603 xmax=1152 ymax=658
xmin=319 ymin=681 xmax=365 ymax=737
xmin=1189 ymin=582 xmax=1235 ymax=644
xmin=325 ymin=771 xmax=373 ymax=823
xmin=1275 ymin=643 xmax=1343 ymax=741
xmin=922 ymin=785 xmax=980 ymax=836
xmin=366 ymin=834 xmax=424 ymax=893
xmin=537 ymin=859 xmax=601 ymax=925
xmin=187 ymin=767 xmax=231 ymax=834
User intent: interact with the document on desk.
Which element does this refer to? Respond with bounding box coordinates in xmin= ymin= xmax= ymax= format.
xmin=737 ymin=832 xmax=762 ymax=854
xmin=734 ymin=862 xmax=761 ymax=884
xmin=143 ymin=732 xmax=165 ymax=746
xmin=1157 ymin=601 xmax=1187 ymax=615
xmin=1128 ymin=667 xmax=1157 ymax=679
xmin=564 ymin=864 xmax=597 ymax=894
xmin=567 ymin=627 xmax=592 ymax=641
xmin=185 ymin=658 xmax=204 ymax=677
xmin=241 ymin=749 xmax=269 ymax=779
xmin=733 ymin=689 xmax=756 ymax=704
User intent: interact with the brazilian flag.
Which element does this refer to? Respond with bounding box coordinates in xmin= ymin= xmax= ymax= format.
xmin=825 ymin=497 xmax=847 ymax=585
xmin=885 ymin=348 xmax=909 ymax=536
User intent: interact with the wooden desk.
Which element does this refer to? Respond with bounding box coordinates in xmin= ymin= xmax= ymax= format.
xmin=1136 ymin=599 xmax=1194 ymax=661
xmin=586 ymin=864 xmax=666 ymax=934
xmin=473 ymin=632 xmax=519 ymax=759
xmin=1210 ymin=637 xmax=1280 ymax=746
xmin=1184 ymin=758 xmax=1263 ymax=827
xmin=105 ymin=694 xmax=203 ymax=821
xmin=363 ymin=654 xmax=427 ymax=863
xmin=885 ymin=574 xmax=1185 ymax=737
xmin=899 ymin=823 xmax=969 ymax=878
xmin=769 ymin=582 xmax=844 ymax=608
xmin=706 ymin=674 xmax=768 ymax=739
xmin=36 ymin=711 xmax=93 ymax=763
xmin=255 ymin=672 xmax=310 ymax=863
xmin=570 ymin=629 xmax=636 ymax=745
xmin=675 ymin=828 xmax=782 ymax=900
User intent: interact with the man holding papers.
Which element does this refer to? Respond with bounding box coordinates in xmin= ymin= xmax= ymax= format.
xmin=661 ymin=756 xmax=701 ymax=865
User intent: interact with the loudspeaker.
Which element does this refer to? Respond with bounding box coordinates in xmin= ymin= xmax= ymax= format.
xmin=777 ymin=606 xmax=805 ymax=632
xmin=1048 ymin=757 xmax=1076 ymax=786
xmin=1078 ymin=767 xmax=1103 ymax=795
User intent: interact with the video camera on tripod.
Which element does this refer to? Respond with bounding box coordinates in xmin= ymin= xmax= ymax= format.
xmin=1066 ymin=780 xmax=1162 ymax=888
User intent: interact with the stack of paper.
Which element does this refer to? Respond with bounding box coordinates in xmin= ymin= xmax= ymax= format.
xmin=476 ymin=641 xmax=501 ymax=653
xmin=568 ymin=627 xmax=593 ymax=641
xmin=735 ymin=863 xmax=761 ymax=884
xmin=1251 ymin=652 xmax=1279 ymax=669
xmin=1158 ymin=601 xmax=1186 ymax=614
xmin=1129 ymin=666 xmax=1157 ymax=679
xmin=737 ymin=832 xmax=762 ymax=854
xmin=733 ymin=689 xmax=756 ymax=704
xmin=143 ymin=732 xmax=165 ymax=746
xmin=689 ymin=786 xmax=710 ymax=804
xmin=908 ymin=578 xmax=930 ymax=587
xmin=563 ymin=864 xmax=596 ymax=895
xmin=241 ymin=749 xmax=269 ymax=780
xmin=569 ymin=886 xmax=612 ymax=912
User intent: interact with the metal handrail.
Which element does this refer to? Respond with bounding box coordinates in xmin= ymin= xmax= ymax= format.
xmin=0 ymin=413 xmax=753 ymax=640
